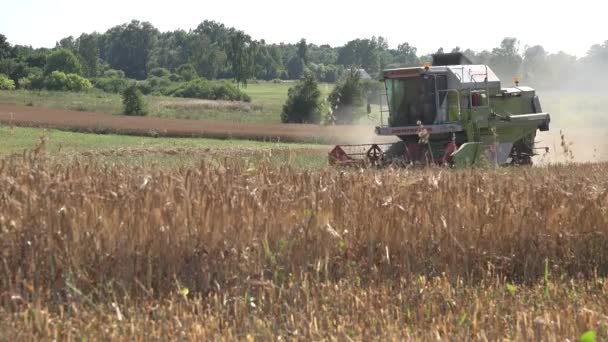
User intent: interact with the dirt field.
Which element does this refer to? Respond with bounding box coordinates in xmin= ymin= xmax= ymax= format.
xmin=0 ymin=104 xmax=395 ymax=145
xmin=2 ymin=103 xmax=605 ymax=164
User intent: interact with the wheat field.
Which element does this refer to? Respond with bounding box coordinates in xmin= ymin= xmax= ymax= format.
xmin=1 ymin=148 xmax=607 ymax=340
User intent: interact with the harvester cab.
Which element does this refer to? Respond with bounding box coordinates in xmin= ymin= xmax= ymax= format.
xmin=328 ymin=52 xmax=551 ymax=167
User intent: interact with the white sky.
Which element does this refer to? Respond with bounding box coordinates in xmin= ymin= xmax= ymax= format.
xmin=1 ymin=0 xmax=605 ymax=57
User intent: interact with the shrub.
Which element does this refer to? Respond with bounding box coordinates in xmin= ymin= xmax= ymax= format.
xmin=168 ymin=73 xmax=183 ymax=82
xmin=0 ymin=74 xmax=16 ymax=90
xmin=19 ymin=74 xmax=45 ymax=90
xmin=170 ymin=78 xmax=212 ymax=99
xmin=102 ymin=69 xmax=126 ymax=78
xmin=327 ymin=67 xmax=365 ymax=124
xmin=122 ymin=84 xmax=146 ymax=116
xmin=139 ymin=76 xmax=172 ymax=95
xmin=66 ymin=73 xmax=93 ymax=91
xmin=44 ymin=49 xmax=83 ymax=76
xmin=281 ymin=72 xmax=322 ymax=124
xmin=44 ymin=71 xmax=92 ymax=92
xmin=176 ymin=64 xmax=198 ymax=82
xmin=168 ymin=78 xmax=251 ymax=102
xmin=94 ymin=76 xmax=130 ymax=93
xmin=212 ymin=81 xmax=251 ymax=102
xmin=148 ymin=67 xmax=171 ymax=78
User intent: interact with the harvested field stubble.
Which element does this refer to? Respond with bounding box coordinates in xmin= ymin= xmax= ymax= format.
xmin=1 ymin=151 xmax=607 ymax=339
xmin=0 ymin=103 xmax=395 ymax=144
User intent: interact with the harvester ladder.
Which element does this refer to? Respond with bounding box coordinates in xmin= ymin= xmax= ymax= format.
xmin=378 ymin=92 xmax=389 ymax=127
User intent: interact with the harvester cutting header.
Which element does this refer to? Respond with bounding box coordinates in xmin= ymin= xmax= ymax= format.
xmin=329 ymin=52 xmax=550 ymax=167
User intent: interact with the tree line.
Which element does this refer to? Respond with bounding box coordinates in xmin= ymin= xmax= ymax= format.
xmin=1 ymin=19 xmax=608 ymax=92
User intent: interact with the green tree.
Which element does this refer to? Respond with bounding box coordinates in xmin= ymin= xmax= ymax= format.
xmin=194 ymin=20 xmax=234 ymax=46
xmin=25 ymin=51 xmax=48 ymax=69
xmin=251 ymin=41 xmax=282 ymax=80
xmin=286 ymin=56 xmax=305 ymax=79
xmin=297 ymin=38 xmax=308 ymax=64
xmin=587 ymin=40 xmax=608 ymax=63
xmin=227 ymin=31 xmax=253 ymax=87
xmin=0 ymin=58 xmax=27 ymax=86
xmin=148 ymin=30 xmax=190 ymax=72
xmin=56 ymin=36 xmax=77 ymax=51
xmin=122 ymin=84 xmax=146 ymax=115
xmin=394 ymin=42 xmax=419 ymax=66
xmin=490 ymin=38 xmax=523 ymax=80
xmin=187 ymin=33 xmax=227 ymax=79
xmin=328 ymin=67 xmax=365 ymax=124
xmin=44 ymin=49 xmax=83 ymax=75
xmin=337 ymin=38 xmax=382 ymax=74
xmin=522 ymin=45 xmax=548 ymax=85
xmin=0 ymin=34 xmax=13 ymax=59
xmin=281 ymin=72 xmax=322 ymax=123
xmin=77 ymin=33 xmax=100 ymax=77
xmin=103 ymin=20 xmax=159 ymax=79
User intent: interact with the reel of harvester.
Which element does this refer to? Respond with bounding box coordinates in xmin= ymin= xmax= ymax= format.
xmin=328 ymin=144 xmax=389 ymax=167
xmin=328 ymin=141 xmax=458 ymax=168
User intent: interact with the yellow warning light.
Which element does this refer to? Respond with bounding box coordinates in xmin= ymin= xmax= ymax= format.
xmin=423 ymin=62 xmax=431 ymax=70
xmin=513 ymin=76 xmax=520 ymax=86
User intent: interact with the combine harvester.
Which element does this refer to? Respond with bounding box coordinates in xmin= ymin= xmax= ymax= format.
xmin=328 ymin=53 xmax=550 ymax=167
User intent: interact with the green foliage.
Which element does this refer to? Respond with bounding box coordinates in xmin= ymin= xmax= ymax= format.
xmin=139 ymin=76 xmax=173 ymax=95
xmin=168 ymin=78 xmax=250 ymax=101
xmin=281 ymin=73 xmax=322 ymax=124
xmin=176 ymin=64 xmax=198 ymax=81
xmin=0 ymin=34 xmax=14 ymax=59
xmin=77 ymin=33 xmax=100 ymax=77
xmin=149 ymin=67 xmax=171 ymax=78
xmin=489 ymin=38 xmax=522 ymax=80
xmin=580 ymin=330 xmax=597 ymax=342
xmin=0 ymin=74 xmax=16 ymax=90
xmin=337 ymin=37 xmax=386 ymax=74
xmin=391 ymin=42 xmax=420 ymax=67
xmin=310 ymin=64 xmax=342 ymax=83
xmin=287 ymin=56 xmax=305 ymax=80
xmin=297 ymin=38 xmax=308 ymax=64
xmin=18 ymin=68 xmax=45 ymax=90
xmin=102 ymin=69 xmax=125 ymax=78
xmin=57 ymin=36 xmax=77 ymax=51
xmin=0 ymin=58 xmax=27 ymax=86
xmin=121 ymin=84 xmax=146 ymax=116
xmin=94 ymin=69 xmax=130 ymax=93
xmin=44 ymin=49 xmax=83 ymax=76
xmin=327 ymin=67 xmax=365 ymax=124
xmin=227 ymin=31 xmax=254 ymax=87
xmin=43 ymin=71 xmax=92 ymax=92
xmin=103 ymin=20 xmax=159 ymax=80
xmin=4 ymin=19 xmax=608 ymax=93
xmin=544 ymin=257 xmax=550 ymax=297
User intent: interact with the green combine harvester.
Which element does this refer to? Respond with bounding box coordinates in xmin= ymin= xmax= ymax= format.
xmin=329 ymin=52 xmax=550 ymax=167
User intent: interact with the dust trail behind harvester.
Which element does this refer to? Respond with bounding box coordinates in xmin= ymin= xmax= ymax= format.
xmin=534 ymin=89 xmax=608 ymax=164
xmin=328 ymin=96 xmax=400 ymax=146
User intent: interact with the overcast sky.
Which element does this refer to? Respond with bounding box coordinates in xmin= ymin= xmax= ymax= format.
xmin=2 ymin=0 xmax=605 ymax=57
